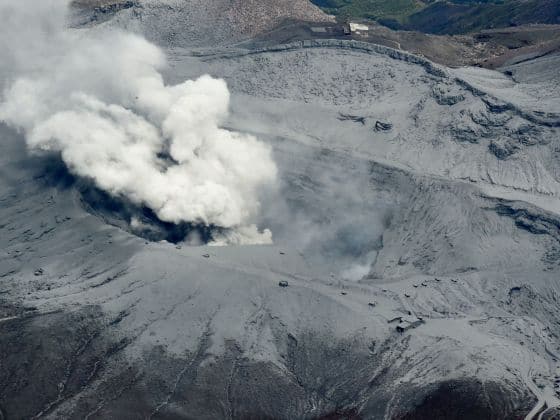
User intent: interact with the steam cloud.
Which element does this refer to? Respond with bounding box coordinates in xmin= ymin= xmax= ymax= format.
xmin=0 ymin=0 xmax=277 ymax=244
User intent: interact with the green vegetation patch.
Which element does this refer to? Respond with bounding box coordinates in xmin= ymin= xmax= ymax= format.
xmin=311 ymin=0 xmax=425 ymax=23
xmin=310 ymin=0 xmax=560 ymax=34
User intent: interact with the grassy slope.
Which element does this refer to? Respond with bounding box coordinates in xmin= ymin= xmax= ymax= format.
xmin=311 ymin=0 xmax=425 ymax=23
xmin=408 ymin=0 xmax=560 ymax=34
xmin=310 ymin=0 xmax=560 ymax=34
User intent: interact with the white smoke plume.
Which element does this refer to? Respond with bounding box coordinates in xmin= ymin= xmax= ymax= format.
xmin=0 ymin=0 xmax=277 ymax=244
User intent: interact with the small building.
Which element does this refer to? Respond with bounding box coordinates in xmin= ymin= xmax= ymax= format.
xmin=396 ymin=316 xmax=424 ymax=333
xmin=349 ymin=22 xmax=369 ymax=36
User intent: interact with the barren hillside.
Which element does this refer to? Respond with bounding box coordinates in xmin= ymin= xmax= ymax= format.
xmin=72 ymin=0 xmax=333 ymax=46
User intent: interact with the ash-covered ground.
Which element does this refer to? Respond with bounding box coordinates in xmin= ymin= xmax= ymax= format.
xmin=1 ymin=1 xmax=560 ymax=419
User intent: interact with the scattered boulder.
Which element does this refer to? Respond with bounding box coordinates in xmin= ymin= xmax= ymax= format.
xmin=375 ymin=120 xmax=393 ymax=131
xmin=489 ymin=138 xmax=520 ymax=160
xmin=433 ymin=85 xmax=465 ymax=106
xmin=507 ymin=285 xmax=526 ymax=304
xmin=452 ymin=124 xmax=483 ymax=143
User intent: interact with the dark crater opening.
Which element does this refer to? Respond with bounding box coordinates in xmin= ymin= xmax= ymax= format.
xmin=40 ymin=155 xmax=218 ymax=244
xmin=78 ymin=185 xmax=218 ymax=244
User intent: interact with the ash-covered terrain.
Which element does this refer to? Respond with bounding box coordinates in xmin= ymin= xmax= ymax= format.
xmin=1 ymin=1 xmax=560 ymax=419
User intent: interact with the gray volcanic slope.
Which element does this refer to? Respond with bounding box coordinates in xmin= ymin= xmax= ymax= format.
xmin=2 ymin=6 xmax=560 ymax=420
xmin=72 ymin=0 xmax=333 ymax=47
